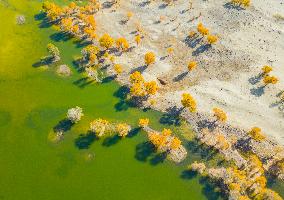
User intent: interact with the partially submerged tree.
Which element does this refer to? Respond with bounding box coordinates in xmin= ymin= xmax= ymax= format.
xmin=46 ymin=43 xmax=60 ymax=62
xmin=116 ymin=123 xmax=131 ymax=137
xmin=138 ymin=118 xmax=149 ymax=128
xmin=67 ymin=106 xmax=83 ymax=123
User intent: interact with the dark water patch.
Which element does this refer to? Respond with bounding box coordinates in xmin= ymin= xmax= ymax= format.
xmin=0 ymin=110 xmax=11 ymax=127
xmin=25 ymin=107 xmax=63 ymax=131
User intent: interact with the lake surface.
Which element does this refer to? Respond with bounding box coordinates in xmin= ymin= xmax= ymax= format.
xmin=0 ymin=0 xmax=212 ymax=199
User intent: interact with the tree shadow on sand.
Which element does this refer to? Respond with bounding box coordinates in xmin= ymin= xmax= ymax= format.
xmin=223 ymin=2 xmax=245 ymax=11
xmin=75 ymin=131 xmax=98 ymax=149
xmin=160 ymin=106 xmax=182 ymax=126
xmin=130 ymin=65 xmax=147 ymax=74
xmin=173 ymin=71 xmax=189 ymax=82
xmin=250 ymin=85 xmax=265 ymax=97
xmin=184 ymin=36 xmax=203 ymax=48
xmin=192 ymin=44 xmax=211 ymax=56
xmin=248 ymin=73 xmax=263 ymax=85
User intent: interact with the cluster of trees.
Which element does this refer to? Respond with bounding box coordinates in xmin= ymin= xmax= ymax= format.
xmin=67 ymin=106 xmax=84 ymax=123
xmin=89 ymin=118 xmax=131 ymax=138
xmin=195 ymin=23 xmax=218 ymax=45
xmin=148 ymin=128 xmax=182 ymax=151
xmin=260 ymin=65 xmax=279 ymax=85
xmin=189 ymin=155 xmax=282 ymax=200
xmin=231 ymin=0 xmax=250 ymax=7
xmin=129 ymin=71 xmax=159 ymax=97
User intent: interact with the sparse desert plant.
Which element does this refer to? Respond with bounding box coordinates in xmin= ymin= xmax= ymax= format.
xmin=167 ymin=47 xmax=174 ymax=56
xmin=134 ymin=35 xmax=141 ymax=45
xmin=67 ymin=106 xmax=83 ymax=123
xmin=126 ymin=11 xmax=133 ymax=21
xmin=213 ymin=107 xmax=227 ymax=122
xmin=189 ymin=31 xmax=197 ymax=38
xmin=144 ymin=52 xmax=156 ymax=65
xmin=188 ymin=61 xmax=197 ymax=71
xmin=99 ymin=33 xmax=114 ymax=49
xmin=248 ymin=127 xmax=266 ymax=141
xmin=181 ymin=93 xmax=197 ymax=112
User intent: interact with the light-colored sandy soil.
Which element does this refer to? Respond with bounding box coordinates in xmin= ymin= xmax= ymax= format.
xmin=96 ymin=0 xmax=284 ymax=143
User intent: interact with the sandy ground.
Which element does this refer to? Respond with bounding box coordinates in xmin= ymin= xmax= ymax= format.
xmin=95 ymin=0 xmax=284 ymax=144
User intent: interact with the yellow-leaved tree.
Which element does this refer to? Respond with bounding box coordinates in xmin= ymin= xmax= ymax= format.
xmin=181 ymin=93 xmax=197 ymax=112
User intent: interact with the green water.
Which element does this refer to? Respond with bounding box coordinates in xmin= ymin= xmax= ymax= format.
xmin=0 ymin=0 xmax=213 ymax=200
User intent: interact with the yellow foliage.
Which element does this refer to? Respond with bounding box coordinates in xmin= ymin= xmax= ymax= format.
xmin=231 ymin=0 xmax=250 ymax=7
xmin=170 ymin=137 xmax=182 ymax=149
xmin=197 ymin=23 xmax=209 ymax=36
xmin=148 ymin=132 xmax=166 ymax=148
xmin=138 ymin=118 xmax=149 ymax=128
xmin=189 ymin=31 xmax=196 ymax=38
xmin=188 ymin=61 xmax=197 ymax=71
xmin=167 ymin=47 xmax=174 ymax=55
xmin=90 ymin=118 xmax=110 ymax=137
xmin=144 ymin=52 xmax=156 ymax=65
xmin=213 ymin=108 xmax=227 ymax=122
xmin=162 ymin=128 xmax=172 ymax=136
xmin=181 ymin=93 xmax=197 ymax=112
xmin=144 ymin=81 xmax=158 ymax=95
xmin=114 ymin=64 xmax=123 ymax=74
xmin=263 ymin=75 xmax=278 ymax=85
xmin=99 ymin=33 xmax=114 ymax=49
xmin=134 ymin=35 xmax=141 ymax=45
xmin=130 ymin=82 xmax=145 ymax=96
xmin=248 ymin=127 xmax=266 ymax=141
xmin=116 ymin=123 xmax=131 ymax=137
xmin=116 ymin=37 xmax=129 ymax=51
xmin=126 ymin=11 xmax=133 ymax=20
xmin=262 ymin=65 xmax=273 ymax=74
xmin=207 ymin=35 xmax=218 ymax=44
xmin=129 ymin=71 xmax=144 ymax=83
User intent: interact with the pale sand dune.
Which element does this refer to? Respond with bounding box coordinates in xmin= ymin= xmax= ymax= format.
xmin=100 ymin=0 xmax=284 ymax=143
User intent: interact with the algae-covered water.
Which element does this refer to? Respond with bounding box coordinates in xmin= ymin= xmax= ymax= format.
xmin=0 ymin=0 xmax=213 ymax=199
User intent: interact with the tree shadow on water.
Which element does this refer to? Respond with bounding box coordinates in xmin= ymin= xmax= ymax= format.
xmin=127 ymin=127 xmax=140 ymax=138
xmin=113 ymin=86 xmax=133 ymax=111
xmin=102 ymin=135 xmax=121 ymax=147
xmin=73 ymin=77 xmax=94 ymax=88
xmin=75 ymin=132 xmax=98 ymax=149
xmin=150 ymin=152 xmax=168 ymax=165
xmin=53 ymin=119 xmax=73 ymax=133
xmin=135 ymin=141 xmax=155 ymax=162
xmin=50 ymin=31 xmax=72 ymax=42
xmin=200 ymin=177 xmax=222 ymax=200
xmin=180 ymin=170 xmax=198 ymax=180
